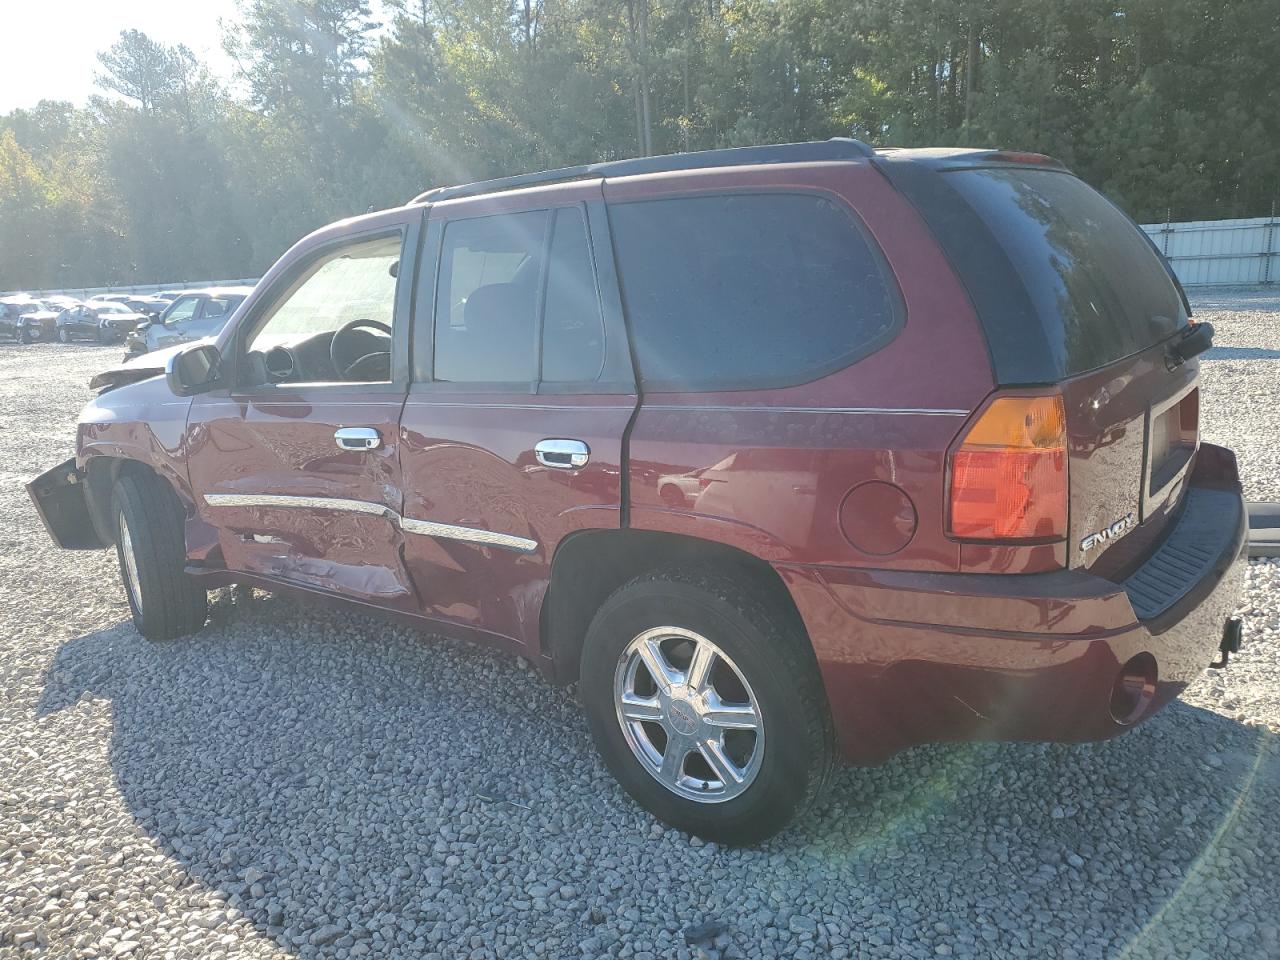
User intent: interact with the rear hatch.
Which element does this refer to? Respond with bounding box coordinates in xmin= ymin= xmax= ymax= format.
xmin=881 ymin=154 xmax=1197 ymax=571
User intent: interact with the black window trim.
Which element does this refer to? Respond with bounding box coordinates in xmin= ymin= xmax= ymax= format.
xmin=606 ymin=187 xmax=906 ymax=394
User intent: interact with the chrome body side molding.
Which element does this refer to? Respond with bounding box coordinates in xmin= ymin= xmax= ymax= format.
xmin=202 ymin=493 xmax=538 ymax=553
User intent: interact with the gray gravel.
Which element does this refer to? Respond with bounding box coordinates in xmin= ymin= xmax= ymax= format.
xmin=2 ymin=288 xmax=1279 ymax=960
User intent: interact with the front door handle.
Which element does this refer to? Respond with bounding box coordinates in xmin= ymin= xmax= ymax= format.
xmin=535 ymin=438 xmax=590 ymax=469
xmin=334 ymin=427 xmax=381 ymax=451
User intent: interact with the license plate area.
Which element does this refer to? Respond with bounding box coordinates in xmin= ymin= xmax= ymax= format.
xmin=1145 ymin=384 xmax=1198 ymax=516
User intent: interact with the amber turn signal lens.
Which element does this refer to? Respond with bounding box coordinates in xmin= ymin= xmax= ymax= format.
xmin=948 ymin=394 xmax=1068 ymax=541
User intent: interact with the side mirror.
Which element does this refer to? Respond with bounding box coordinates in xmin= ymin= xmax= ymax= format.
xmin=166 ymin=343 xmax=223 ymax=396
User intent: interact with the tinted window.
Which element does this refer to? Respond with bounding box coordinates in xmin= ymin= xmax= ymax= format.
xmin=434 ymin=210 xmax=546 ymax=383
xmin=541 ymin=207 xmax=605 ymax=382
xmin=947 ymin=168 xmax=1185 ymax=376
xmin=609 ymin=193 xmax=899 ymax=389
xmin=200 ymin=296 xmax=240 ymax=320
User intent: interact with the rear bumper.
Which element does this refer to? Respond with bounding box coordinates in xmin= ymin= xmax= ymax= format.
xmin=778 ymin=443 xmax=1249 ymax=765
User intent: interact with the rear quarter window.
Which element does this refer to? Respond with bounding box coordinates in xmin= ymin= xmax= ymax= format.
xmin=946 ymin=168 xmax=1185 ymax=377
xmin=609 ymin=193 xmax=901 ymax=390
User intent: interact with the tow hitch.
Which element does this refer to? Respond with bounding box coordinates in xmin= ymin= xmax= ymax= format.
xmin=1210 ymin=617 xmax=1244 ymax=669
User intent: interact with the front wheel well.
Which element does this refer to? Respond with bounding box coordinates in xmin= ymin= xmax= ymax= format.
xmin=83 ymin=456 xmax=162 ymax=545
xmin=540 ymin=529 xmax=811 ymax=685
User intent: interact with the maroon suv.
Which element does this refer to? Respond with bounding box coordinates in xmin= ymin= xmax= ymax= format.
xmin=29 ymin=140 xmax=1247 ymax=844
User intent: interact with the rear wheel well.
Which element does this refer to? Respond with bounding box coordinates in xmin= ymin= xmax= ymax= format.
xmin=541 ymin=529 xmax=810 ymax=685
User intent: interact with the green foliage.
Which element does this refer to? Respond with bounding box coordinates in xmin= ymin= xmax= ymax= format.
xmin=2 ymin=0 xmax=1278 ymax=289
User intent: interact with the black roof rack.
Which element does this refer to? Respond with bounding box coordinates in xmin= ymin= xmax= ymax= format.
xmin=410 ymin=137 xmax=875 ymax=204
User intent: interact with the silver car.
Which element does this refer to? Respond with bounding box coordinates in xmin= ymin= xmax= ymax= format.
xmin=124 ymin=287 xmax=252 ymax=358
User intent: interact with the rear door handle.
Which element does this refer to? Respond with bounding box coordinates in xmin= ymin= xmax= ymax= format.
xmin=334 ymin=427 xmax=381 ymax=451
xmin=535 ymin=438 xmax=590 ymax=469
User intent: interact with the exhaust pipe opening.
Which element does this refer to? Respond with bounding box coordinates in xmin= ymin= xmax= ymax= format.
xmin=1110 ymin=652 xmax=1158 ymax=725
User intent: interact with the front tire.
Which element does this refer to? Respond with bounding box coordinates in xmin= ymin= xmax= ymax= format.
xmin=580 ymin=568 xmax=835 ymax=845
xmin=112 ymin=471 xmax=208 ymax=640
xmin=58 ymin=327 xmax=70 ymax=343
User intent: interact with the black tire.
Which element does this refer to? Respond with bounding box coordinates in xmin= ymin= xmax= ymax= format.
xmin=659 ymin=484 xmax=685 ymax=508
xmin=58 ymin=327 xmax=70 ymax=343
xmin=580 ymin=567 xmax=835 ymax=845
xmin=112 ymin=471 xmax=208 ymax=640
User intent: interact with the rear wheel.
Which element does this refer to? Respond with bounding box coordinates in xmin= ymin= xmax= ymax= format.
xmin=112 ymin=471 xmax=208 ymax=640
xmin=58 ymin=327 xmax=70 ymax=343
xmin=580 ymin=567 xmax=834 ymax=845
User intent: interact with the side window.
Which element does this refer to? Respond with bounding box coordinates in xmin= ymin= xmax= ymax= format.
xmin=244 ymin=233 xmax=402 ymax=384
xmin=541 ymin=207 xmax=605 ymax=382
xmin=200 ymin=296 xmax=233 ymax=320
xmin=433 ymin=210 xmax=546 ymax=383
xmin=609 ymin=193 xmax=901 ymax=389
xmin=165 ymin=297 xmax=200 ymax=325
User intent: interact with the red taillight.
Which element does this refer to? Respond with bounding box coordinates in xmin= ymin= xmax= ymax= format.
xmin=948 ymin=394 xmax=1068 ymax=540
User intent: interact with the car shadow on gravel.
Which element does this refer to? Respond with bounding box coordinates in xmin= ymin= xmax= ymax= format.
xmin=1205 ymin=346 xmax=1280 ymax=361
xmin=35 ymin=593 xmax=1280 ymax=959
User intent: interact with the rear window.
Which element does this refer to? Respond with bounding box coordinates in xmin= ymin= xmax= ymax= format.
xmin=609 ymin=193 xmax=900 ymax=390
xmin=946 ymin=168 xmax=1185 ymax=377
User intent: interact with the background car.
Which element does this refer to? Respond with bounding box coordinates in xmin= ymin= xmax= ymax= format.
xmin=124 ymin=286 xmax=252 ymax=357
xmin=0 ymin=296 xmax=58 ymax=343
xmin=122 ymin=296 xmax=170 ymax=320
xmin=96 ymin=302 xmax=149 ymax=341
xmin=17 ymin=302 xmax=61 ymax=342
xmin=56 ymin=302 xmax=146 ymax=342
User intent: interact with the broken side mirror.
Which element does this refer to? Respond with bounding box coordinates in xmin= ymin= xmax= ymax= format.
xmin=166 ymin=343 xmax=223 ymax=396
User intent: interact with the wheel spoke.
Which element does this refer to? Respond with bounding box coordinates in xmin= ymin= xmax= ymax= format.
xmin=659 ymin=734 xmax=691 ymax=784
xmin=635 ymin=637 xmax=680 ymax=694
xmin=613 ymin=625 xmax=765 ymax=804
xmin=701 ymin=692 xmax=759 ymax=731
xmin=618 ymin=692 xmax=663 ymax=723
xmin=698 ymin=739 xmax=745 ymax=786
xmin=684 ymin=638 xmax=716 ymax=693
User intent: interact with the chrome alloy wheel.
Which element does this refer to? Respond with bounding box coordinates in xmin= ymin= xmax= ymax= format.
xmin=118 ymin=509 xmax=143 ymax=615
xmin=613 ymin=627 xmax=764 ymax=803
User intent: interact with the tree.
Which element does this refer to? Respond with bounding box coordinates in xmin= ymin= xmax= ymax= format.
xmin=96 ymin=30 xmax=183 ymax=115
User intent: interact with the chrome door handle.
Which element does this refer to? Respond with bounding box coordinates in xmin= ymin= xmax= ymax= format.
xmin=334 ymin=427 xmax=381 ymax=451
xmin=535 ymin=438 xmax=589 ymax=469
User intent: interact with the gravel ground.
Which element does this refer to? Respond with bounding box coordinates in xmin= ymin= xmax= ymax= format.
xmin=2 ymin=289 xmax=1278 ymax=960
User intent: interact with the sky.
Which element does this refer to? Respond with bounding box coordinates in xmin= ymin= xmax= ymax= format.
xmin=0 ymin=0 xmax=242 ymax=114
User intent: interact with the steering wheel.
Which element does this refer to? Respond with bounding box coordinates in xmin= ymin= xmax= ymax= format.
xmin=330 ymin=318 xmax=392 ymax=381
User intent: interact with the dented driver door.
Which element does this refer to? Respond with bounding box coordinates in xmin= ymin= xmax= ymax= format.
xmin=184 ymin=208 xmax=423 ymax=609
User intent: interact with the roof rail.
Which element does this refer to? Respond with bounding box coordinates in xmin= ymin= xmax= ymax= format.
xmin=410 ymin=137 xmax=875 ymax=205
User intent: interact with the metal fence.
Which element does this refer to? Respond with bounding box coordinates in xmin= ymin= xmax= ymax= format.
xmin=1141 ymin=214 xmax=1278 ymax=286
xmin=0 ymin=278 xmax=260 ymax=300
